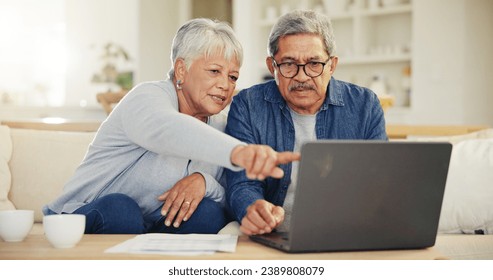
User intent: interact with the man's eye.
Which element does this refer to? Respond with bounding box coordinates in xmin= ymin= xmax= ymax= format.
xmin=283 ymin=62 xmax=295 ymax=67
xmin=309 ymin=62 xmax=321 ymax=67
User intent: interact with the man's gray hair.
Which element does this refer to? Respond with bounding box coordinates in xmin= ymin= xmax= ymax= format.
xmin=168 ymin=18 xmax=243 ymax=79
xmin=268 ymin=10 xmax=336 ymax=57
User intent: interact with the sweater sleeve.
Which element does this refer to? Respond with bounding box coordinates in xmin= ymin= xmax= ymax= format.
xmin=195 ymin=171 xmax=225 ymax=205
xmin=188 ymin=158 xmax=226 ymax=205
xmin=115 ymin=81 xmax=244 ymax=170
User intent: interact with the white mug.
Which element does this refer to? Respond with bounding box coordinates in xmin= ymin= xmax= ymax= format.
xmin=43 ymin=214 xmax=86 ymax=248
xmin=0 ymin=210 xmax=34 ymax=242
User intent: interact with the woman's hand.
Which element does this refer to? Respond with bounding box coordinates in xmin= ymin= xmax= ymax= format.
xmin=157 ymin=172 xmax=206 ymax=228
xmin=231 ymin=145 xmax=301 ymax=180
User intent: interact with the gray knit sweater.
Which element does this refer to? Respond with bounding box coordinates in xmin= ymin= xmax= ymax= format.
xmin=44 ymin=79 xmax=242 ymax=216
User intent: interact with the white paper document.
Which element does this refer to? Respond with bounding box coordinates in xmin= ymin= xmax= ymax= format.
xmin=105 ymin=233 xmax=238 ymax=256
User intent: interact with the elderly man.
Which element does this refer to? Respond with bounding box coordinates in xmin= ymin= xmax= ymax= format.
xmin=225 ymin=10 xmax=387 ymax=235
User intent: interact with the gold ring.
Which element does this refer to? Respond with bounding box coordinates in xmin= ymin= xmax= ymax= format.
xmin=183 ymin=201 xmax=191 ymax=205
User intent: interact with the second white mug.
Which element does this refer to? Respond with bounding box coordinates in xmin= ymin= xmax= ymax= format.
xmin=43 ymin=214 xmax=86 ymax=249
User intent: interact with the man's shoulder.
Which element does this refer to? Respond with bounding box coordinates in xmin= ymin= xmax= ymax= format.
xmin=331 ymin=77 xmax=378 ymax=105
xmin=234 ymin=80 xmax=280 ymax=103
xmin=238 ymin=80 xmax=275 ymax=95
xmin=334 ymin=78 xmax=372 ymax=95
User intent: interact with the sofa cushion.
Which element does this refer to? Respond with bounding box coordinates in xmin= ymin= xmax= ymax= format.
xmin=0 ymin=125 xmax=15 ymax=211
xmin=414 ymin=129 xmax=493 ymax=234
xmin=438 ymin=139 xmax=493 ymax=234
xmin=9 ymin=129 xmax=95 ymax=222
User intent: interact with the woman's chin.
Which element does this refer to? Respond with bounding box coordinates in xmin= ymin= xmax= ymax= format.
xmin=206 ymin=105 xmax=226 ymax=115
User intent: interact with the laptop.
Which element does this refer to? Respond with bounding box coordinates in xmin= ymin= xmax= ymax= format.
xmin=250 ymin=140 xmax=452 ymax=253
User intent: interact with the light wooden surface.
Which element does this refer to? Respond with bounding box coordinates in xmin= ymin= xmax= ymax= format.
xmin=386 ymin=124 xmax=489 ymax=139
xmin=0 ymin=234 xmax=445 ymax=260
xmin=434 ymin=234 xmax=493 ymax=260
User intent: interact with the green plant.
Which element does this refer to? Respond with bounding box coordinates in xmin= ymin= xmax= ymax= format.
xmin=91 ymin=42 xmax=133 ymax=90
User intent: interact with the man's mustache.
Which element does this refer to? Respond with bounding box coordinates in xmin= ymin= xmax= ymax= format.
xmin=288 ymin=82 xmax=315 ymax=91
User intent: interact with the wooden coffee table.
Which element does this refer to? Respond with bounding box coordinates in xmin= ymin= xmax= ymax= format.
xmin=1 ymin=234 xmax=446 ymax=260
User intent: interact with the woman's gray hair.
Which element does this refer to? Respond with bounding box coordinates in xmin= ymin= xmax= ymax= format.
xmin=168 ymin=18 xmax=243 ymax=79
xmin=268 ymin=10 xmax=336 ymax=57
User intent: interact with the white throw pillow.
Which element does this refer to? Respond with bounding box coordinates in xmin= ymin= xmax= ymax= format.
xmin=438 ymin=139 xmax=493 ymax=234
xmin=0 ymin=125 xmax=15 ymax=211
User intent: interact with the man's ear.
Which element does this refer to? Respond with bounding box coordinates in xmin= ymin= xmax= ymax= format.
xmin=328 ymin=56 xmax=338 ymax=74
xmin=174 ymin=58 xmax=187 ymax=83
xmin=266 ymin=56 xmax=275 ymax=76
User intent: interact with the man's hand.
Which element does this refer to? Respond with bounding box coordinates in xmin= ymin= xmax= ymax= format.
xmin=231 ymin=145 xmax=300 ymax=180
xmin=240 ymin=199 xmax=284 ymax=235
xmin=157 ymin=172 xmax=206 ymax=228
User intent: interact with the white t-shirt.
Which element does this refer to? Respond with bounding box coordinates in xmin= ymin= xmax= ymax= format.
xmin=277 ymin=108 xmax=317 ymax=232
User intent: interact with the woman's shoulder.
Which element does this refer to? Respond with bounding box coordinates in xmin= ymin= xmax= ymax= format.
xmin=131 ymin=80 xmax=173 ymax=94
xmin=115 ymin=79 xmax=178 ymax=113
xmin=124 ymin=80 xmax=176 ymax=102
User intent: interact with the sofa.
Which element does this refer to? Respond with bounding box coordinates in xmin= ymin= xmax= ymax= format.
xmin=1 ymin=124 xmax=492 ymax=259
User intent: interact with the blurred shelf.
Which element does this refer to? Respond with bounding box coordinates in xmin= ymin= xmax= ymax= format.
xmin=338 ymin=53 xmax=412 ymax=65
xmin=1 ymin=119 xmax=101 ymax=132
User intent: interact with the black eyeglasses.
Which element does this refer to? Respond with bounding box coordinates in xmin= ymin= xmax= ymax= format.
xmin=272 ymin=57 xmax=332 ymax=78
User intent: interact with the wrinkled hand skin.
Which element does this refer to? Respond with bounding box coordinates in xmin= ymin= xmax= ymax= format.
xmin=231 ymin=144 xmax=300 ymax=180
xmin=158 ymin=172 xmax=206 ymax=228
xmin=240 ymin=199 xmax=285 ymax=236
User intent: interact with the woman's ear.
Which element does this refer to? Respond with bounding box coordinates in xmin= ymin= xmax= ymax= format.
xmin=174 ymin=58 xmax=187 ymax=83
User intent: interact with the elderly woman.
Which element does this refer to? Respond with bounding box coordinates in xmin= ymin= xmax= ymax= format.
xmin=43 ymin=18 xmax=299 ymax=234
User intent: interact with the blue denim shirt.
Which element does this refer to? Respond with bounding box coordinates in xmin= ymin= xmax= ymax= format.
xmin=225 ymin=77 xmax=388 ymax=222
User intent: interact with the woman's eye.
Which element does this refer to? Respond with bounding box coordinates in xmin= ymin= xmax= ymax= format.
xmin=229 ymin=75 xmax=238 ymax=82
xmin=209 ymin=69 xmax=220 ymax=74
